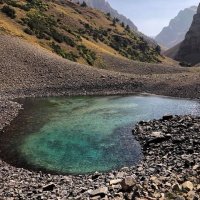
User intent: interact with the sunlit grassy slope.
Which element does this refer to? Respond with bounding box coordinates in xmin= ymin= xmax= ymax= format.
xmin=0 ymin=0 xmax=161 ymax=67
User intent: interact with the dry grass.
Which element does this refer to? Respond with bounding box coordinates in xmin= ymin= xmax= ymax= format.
xmin=82 ymin=38 xmax=121 ymax=57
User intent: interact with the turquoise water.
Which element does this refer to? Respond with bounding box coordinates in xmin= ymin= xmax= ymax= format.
xmin=0 ymin=95 xmax=200 ymax=174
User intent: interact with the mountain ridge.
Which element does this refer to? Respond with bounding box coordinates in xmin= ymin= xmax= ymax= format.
xmin=155 ymin=6 xmax=197 ymax=49
xmin=71 ymin=0 xmax=138 ymax=31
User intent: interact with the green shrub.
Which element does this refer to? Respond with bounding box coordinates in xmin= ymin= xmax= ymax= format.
xmin=24 ymin=27 xmax=33 ymax=35
xmin=155 ymin=45 xmax=161 ymax=54
xmin=63 ymin=35 xmax=76 ymax=47
xmin=24 ymin=11 xmax=56 ymax=38
xmin=51 ymin=42 xmax=78 ymax=62
xmin=3 ymin=0 xmax=18 ymax=7
xmin=1 ymin=5 xmax=16 ymax=19
xmin=25 ymin=0 xmax=48 ymax=11
xmin=77 ymin=45 xmax=96 ymax=65
xmin=81 ymin=1 xmax=87 ymax=7
xmin=51 ymin=30 xmax=64 ymax=43
xmin=125 ymin=25 xmax=130 ymax=32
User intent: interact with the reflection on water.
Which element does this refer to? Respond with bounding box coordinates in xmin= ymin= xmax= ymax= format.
xmin=0 ymin=95 xmax=200 ymax=174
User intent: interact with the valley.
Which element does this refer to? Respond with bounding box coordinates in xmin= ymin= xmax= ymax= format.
xmin=0 ymin=0 xmax=200 ymax=199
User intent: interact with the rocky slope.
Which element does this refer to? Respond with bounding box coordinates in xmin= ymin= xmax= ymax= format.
xmin=176 ymin=3 xmax=200 ymax=66
xmin=155 ymin=6 xmax=197 ymax=49
xmin=71 ymin=0 xmax=138 ymax=31
xmin=1 ymin=34 xmax=200 ymax=99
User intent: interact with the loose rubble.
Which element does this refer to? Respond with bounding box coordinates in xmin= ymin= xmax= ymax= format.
xmin=0 ymin=115 xmax=199 ymax=199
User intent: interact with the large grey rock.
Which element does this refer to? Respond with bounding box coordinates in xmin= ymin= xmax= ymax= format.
xmin=120 ymin=176 xmax=136 ymax=192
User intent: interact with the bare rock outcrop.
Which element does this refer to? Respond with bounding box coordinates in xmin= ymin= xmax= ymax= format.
xmin=176 ymin=3 xmax=200 ymax=65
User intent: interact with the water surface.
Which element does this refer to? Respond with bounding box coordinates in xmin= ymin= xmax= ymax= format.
xmin=0 ymin=95 xmax=200 ymax=174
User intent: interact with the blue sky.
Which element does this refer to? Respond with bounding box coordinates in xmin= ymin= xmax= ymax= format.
xmin=107 ymin=0 xmax=200 ymax=36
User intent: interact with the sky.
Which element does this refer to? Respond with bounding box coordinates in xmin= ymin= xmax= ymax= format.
xmin=107 ymin=0 xmax=200 ymax=36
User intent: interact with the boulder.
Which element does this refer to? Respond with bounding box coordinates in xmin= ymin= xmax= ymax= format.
xmin=182 ymin=181 xmax=194 ymax=191
xmin=120 ymin=176 xmax=136 ymax=192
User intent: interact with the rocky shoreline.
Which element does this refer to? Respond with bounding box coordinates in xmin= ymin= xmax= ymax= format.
xmin=0 ymin=113 xmax=199 ymax=200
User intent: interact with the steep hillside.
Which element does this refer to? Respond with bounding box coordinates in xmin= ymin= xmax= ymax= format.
xmin=72 ymin=0 xmax=158 ymax=49
xmin=155 ymin=6 xmax=197 ymax=49
xmin=71 ymin=0 xmax=138 ymax=31
xmin=1 ymin=34 xmax=200 ymax=100
xmin=176 ymin=3 xmax=200 ymax=66
xmin=0 ymin=0 xmax=161 ymax=68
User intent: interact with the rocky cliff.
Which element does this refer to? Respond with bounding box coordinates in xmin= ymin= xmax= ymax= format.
xmin=176 ymin=3 xmax=200 ymax=65
xmin=71 ymin=0 xmax=138 ymax=31
xmin=155 ymin=6 xmax=197 ymax=49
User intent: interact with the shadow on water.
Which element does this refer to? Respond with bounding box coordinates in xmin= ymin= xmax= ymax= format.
xmin=0 ymin=95 xmax=200 ymax=175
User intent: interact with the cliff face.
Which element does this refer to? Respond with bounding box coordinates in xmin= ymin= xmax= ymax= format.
xmin=155 ymin=6 xmax=197 ymax=49
xmin=176 ymin=3 xmax=200 ymax=65
xmin=71 ymin=0 xmax=138 ymax=31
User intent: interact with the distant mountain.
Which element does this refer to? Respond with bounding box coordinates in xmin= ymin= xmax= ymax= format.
xmin=155 ymin=6 xmax=197 ymax=49
xmin=71 ymin=0 xmax=138 ymax=31
xmin=175 ymin=3 xmax=200 ymax=65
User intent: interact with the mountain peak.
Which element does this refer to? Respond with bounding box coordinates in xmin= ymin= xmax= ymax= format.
xmin=155 ymin=5 xmax=197 ymax=49
xmin=197 ymin=3 xmax=200 ymax=14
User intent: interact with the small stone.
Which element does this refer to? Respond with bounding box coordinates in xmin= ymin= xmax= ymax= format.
xmin=162 ymin=115 xmax=173 ymax=120
xmin=153 ymin=192 xmax=161 ymax=198
xmin=165 ymin=182 xmax=172 ymax=187
xmin=43 ymin=183 xmax=56 ymax=191
xmin=182 ymin=181 xmax=193 ymax=191
xmin=109 ymin=179 xmax=122 ymax=185
xmin=120 ymin=176 xmax=136 ymax=192
xmin=197 ymin=184 xmax=200 ymax=192
xmin=172 ymin=183 xmax=182 ymax=191
xmin=151 ymin=131 xmax=162 ymax=138
xmin=91 ymin=196 xmax=102 ymax=200
xmin=121 ymin=167 xmax=129 ymax=171
xmin=193 ymin=165 xmax=199 ymax=170
xmin=89 ymin=187 xmax=108 ymax=197
xmin=175 ymin=196 xmax=185 ymax=200
xmin=117 ymin=172 xmax=126 ymax=178
xmin=92 ymin=172 xmax=101 ymax=180
xmin=137 ymin=167 xmax=143 ymax=172
xmin=187 ymin=191 xmax=196 ymax=200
